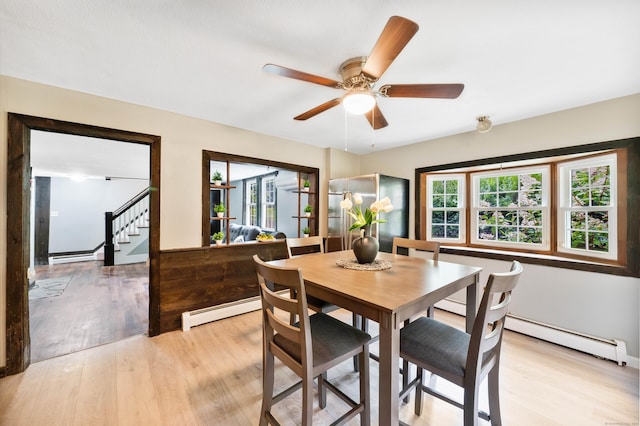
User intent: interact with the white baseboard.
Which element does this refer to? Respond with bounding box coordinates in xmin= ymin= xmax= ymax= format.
xmin=182 ymin=290 xmax=289 ymax=332
xmin=435 ymin=299 xmax=638 ymax=369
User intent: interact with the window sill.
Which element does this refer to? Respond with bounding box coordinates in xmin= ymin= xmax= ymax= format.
xmin=439 ymin=246 xmax=637 ymax=277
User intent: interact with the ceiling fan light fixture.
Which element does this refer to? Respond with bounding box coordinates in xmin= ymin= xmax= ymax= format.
xmin=343 ymin=89 xmax=376 ymax=114
xmin=476 ymin=116 xmax=493 ymax=133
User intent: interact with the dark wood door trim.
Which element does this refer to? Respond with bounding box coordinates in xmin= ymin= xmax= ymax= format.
xmin=5 ymin=113 xmax=161 ymax=375
xmin=34 ymin=177 xmax=51 ymax=266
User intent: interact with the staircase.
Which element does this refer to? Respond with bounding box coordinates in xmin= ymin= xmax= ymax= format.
xmin=104 ymin=188 xmax=150 ymax=266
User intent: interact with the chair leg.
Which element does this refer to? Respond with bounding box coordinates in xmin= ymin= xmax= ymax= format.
xmin=426 ymin=305 xmax=434 ymax=318
xmin=260 ymin=352 xmax=275 ymax=426
xmin=353 ymin=313 xmax=362 ymax=372
xmin=463 ymin=380 xmax=481 ymax=426
xmin=359 ymin=346 xmax=371 ymax=426
xmin=414 ymin=366 xmax=424 ymax=416
xmin=302 ymin=374 xmax=314 ymax=426
xmin=402 ymin=359 xmax=411 ymax=403
xmin=318 ymin=372 xmax=327 ymax=408
xmin=487 ymin=365 xmax=502 ymax=425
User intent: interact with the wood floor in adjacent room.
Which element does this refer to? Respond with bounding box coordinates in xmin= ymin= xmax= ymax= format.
xmin=28 ymin=261 xmax=148 ymax=363
xmin=2 ymin=308 xmax=637 ymax=425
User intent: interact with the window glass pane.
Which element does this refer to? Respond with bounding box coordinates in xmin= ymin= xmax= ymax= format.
xmin=497 ymin=210 xmax=517 ymax=226
xmin=478 ymin=210 xmax=496 ymax=225
xmin=499 ymin=175 xmax=518 ymax=191
xmin=445 ymin=211 xmax=459 ymax=224
xmin=446 ymin=226 xmax=459 ymax=238
xmin=445 ymin=194 xmax=458 ymax=208
xmin=432 ymin=225 xmax=445 ymax=237
xmin=570 ymin=211 xmax=586 ymax=229
xmin=590 ymin=165 xmax=610 ymax=186
xmin=587 ymin=211 xmax=608 ymax=231
xmin=478 ymin=226 xmax=496 ymax=240
xmin=432 ymin=210 xmax=444 ymax=224
xmin=498 ymin=226 xmax=518 ymax=242
xmin=571 ymin=168 xmax=589 ymax=189
xmin=480 ymin=177 xmax=496 ymax=193
xmin=445 ymin=180 xmax=458 ymax=193
xmin=432 ymin=180 xmax=444 ymax=194
xmin=590 ymin=187 xmax=610 ymax=206
xmin=480 ymin=193 xmax=496 ymax=207
xmin=571 ymin=189 xmax=588 ymax=207
xmin=432 ymin=195 xmax=444 ymax=208
xmin=521 ymin=228 xmax=542 ymax=244
xmin=520 ymin=210 xmax=542 ymax=227
xmin=589 ymin=233 xmax=609 ymax=252
xmin=571 ymin=230 xmax=587 ymax=249
xmin=498 ymin=192 xmax=518 ymax=207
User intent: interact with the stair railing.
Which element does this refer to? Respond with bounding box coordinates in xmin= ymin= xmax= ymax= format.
xmin=104 ymin=187 xmax=150 ymax=266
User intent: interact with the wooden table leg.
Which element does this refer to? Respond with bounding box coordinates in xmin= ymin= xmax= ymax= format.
xmin=377 ymin=312 xmax=399 ymax=426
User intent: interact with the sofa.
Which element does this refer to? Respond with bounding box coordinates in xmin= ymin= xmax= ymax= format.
xmin=211 ymin=222 xmax=286 ymax=243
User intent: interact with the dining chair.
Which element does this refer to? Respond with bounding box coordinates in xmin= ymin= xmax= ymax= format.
xmin=286 ymin=237 xmax=339 ymax=317
xmin=253 ymin=255 xmax=371 ymax=426
xmin=399 ymin=260 xmax=523 ymax=426
xmin=355 ymin=237 xmax=441 ymax=372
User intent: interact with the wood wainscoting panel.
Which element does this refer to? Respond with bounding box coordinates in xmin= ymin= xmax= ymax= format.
xmin=158 ymin=241 xmax=288 ymax=333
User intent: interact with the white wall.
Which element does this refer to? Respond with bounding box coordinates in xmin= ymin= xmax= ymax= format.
xmin=0 ymin=75 xmax=327 ymax=368
xmin=359 ymin=93 xmax=640 ymax=359
xmin=47 ymin=177 xmax=149 ymax=253
xmin=1 ymin=75 xmax=638 ymax=368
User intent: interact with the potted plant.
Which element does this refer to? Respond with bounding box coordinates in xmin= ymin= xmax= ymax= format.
xmin=302 ymin=179 xmax=310 ymax=191
xmin=304 ymin=205 xmax=312 ymax=217
xmin=212 ymin=170 xmax=223 ymax=186
xmin=302 ymin=226 xmax=310 ymax=237
xmin=211 ymin=231 xmax=224 ymax=245
xmin=214 ymin=203 xmax=226 ymax=218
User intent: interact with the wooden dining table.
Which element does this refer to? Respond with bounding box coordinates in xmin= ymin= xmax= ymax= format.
xmin=268 ymin=250 xmax=483 ymax=426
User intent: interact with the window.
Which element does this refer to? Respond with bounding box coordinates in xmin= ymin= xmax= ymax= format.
xmin=426 ymin=174 xmax=465 ymax=243
xmin=557 ymin=154 xmax=617 ymax=260
xmin=261 ymin=175 xmax=277 ymax=230
xmin=470 ymin=166 xmax=549 ymax=250
xmin=417 ymin=139 xmax=639 ymax=277
xmin=246 ymin=179 xmax=258 ymax=226
xmin=245 ymin=173 xmax=277 ymax=229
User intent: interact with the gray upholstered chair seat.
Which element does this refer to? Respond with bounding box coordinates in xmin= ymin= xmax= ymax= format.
xmin=400 ymin=316 xmax=469 ymax=378
xmin=274 ymin=312 xmax=371 ymax=367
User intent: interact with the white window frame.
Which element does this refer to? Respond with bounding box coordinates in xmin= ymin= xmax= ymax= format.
xmin=426 ymin=173 xmax=466 ymax=243
xmin=470 ymin=165 xmax=550 ymax=251
xmin=557 ymin=153 xmax=617 ymax=260
xmin=245 ymin=178 xmax=258 ymax=226
xmin=261 ymin=176 xmax=276 ymax=231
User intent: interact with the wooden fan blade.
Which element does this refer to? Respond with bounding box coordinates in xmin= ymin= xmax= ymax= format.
xmin=364 ymin=104 xmax=389 ymax=130
xmin=294 ymin=98 xmax=342 ymax=121
xmin=380 ymin=83 xmax=465 ymax=99
xmin=361 ymin=16 xmax=419 ymax=81
xmin=263 ymin=64 xmax=343 ymax=89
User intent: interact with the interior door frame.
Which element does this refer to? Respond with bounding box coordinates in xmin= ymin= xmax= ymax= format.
xmin=6 ymin=113 xmax=161 ymax=375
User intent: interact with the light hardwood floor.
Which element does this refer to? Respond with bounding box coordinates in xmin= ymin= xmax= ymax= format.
xmin=29 ymin=261 xmax=148 ymax=362
xmin=1 ymin=309 xmax=637 ymax=425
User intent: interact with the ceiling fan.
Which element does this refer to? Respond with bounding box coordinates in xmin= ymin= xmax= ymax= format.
xmin=263 ymin=16 xmax=464 ymax=130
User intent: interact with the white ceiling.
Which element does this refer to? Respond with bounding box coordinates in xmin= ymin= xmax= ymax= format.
xmin=2 ymin=1 xmax=639 ymax=155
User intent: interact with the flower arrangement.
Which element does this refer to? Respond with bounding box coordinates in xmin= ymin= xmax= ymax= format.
xmin=214 ymin=203 xmax=226 ymax=213
xmin=304 ymin=205 xmax=313 ymax=215
xmin=212 ymin=231 xmax=224 ymax=241
xmin=302 ymin=226 xmax=311 ymax=236
xmin=340 ymin=194 xmax=393 ymax=231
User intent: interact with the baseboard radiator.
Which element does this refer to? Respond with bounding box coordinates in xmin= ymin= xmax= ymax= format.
xmin=182 ymin=290 xmax=288 ymax=332
xmin=436 ymin=299 xmax=631 ymax=367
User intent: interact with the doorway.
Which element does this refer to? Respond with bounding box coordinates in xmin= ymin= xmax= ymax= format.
xmin=28 ymin=131 xmax=151 ymax=362
xmin=6 ymin=114 xmax=161 ymax=375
